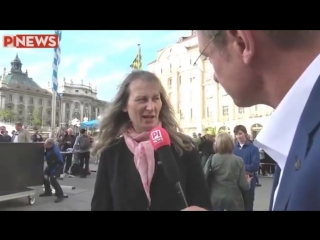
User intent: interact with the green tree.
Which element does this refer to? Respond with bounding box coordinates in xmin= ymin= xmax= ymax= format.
xmin=0 ymin=108 xmax=15 ymax=122
xmin=32 ymin=109 xmax=42 ymax=127
xmin=204 ymin=127 xmax=216 ymax=135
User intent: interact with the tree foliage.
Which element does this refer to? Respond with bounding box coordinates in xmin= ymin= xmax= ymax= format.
xmin=204 ymin=127 xmax=216 ymax=135
xmin=32 ymin=109 xmax=42 ymax=127
xmin=0 ymin=108 xmax=15 ymax=122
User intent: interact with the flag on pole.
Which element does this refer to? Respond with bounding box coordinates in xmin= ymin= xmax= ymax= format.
xmin=130 ymin=44 xmax=142 ymax=70
xmin=52 ymin=30 xmax=62 ymax=93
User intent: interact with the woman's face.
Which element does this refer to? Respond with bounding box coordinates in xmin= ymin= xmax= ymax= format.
xmin=124 ymin=79 xmax=162 ymax=133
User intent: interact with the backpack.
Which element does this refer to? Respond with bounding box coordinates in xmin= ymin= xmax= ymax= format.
xmin=78 ymin=135 xmax=91 ymax=150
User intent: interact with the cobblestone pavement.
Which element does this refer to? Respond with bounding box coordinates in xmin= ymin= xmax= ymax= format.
xmin=0 ymin=165 xmax=273 ymax=211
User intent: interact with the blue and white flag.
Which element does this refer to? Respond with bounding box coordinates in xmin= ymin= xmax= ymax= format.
xmin=52 ymin=30 xmax=62 ymax=94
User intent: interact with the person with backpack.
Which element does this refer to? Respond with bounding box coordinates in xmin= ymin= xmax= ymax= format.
xmin=73 ymin=128 xmax=91 ymax=178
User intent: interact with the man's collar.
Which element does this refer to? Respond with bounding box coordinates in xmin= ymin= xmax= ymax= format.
xmin=236 ymin=140 xmax=251 ymax=147
xmin=255 ymin=53 xmax=320 ymax=159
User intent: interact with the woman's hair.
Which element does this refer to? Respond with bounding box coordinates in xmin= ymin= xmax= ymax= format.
xmin=92 ymin=70 xmax=193 ymax=156
xmin=214 ymin=132 xmax=235 ymax=154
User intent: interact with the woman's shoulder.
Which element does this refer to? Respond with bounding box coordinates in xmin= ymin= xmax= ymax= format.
xmin=100 ymin=136 xmax=125 ymax=155
xmin=232 ymin=155 xmax=245 ymax=166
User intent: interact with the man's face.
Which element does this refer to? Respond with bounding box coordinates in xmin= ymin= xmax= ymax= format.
xmin=235 ymin=130 xmax=247 ymax=143
xmin=0 ymin=126 xmax=5 ymax=135
xmin=15 ymin=125 xmax=22 ymax=131
xmin=197 ymin=30 xmax=262 ymax=107
xmin=44 ymin=141 xmax=53 ymax=149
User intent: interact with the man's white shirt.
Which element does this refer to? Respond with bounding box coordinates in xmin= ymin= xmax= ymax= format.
xmin=13 ymin=133 xmax=19 ymax=142
xmin=254 ymin=53 xmax=320 ymax=210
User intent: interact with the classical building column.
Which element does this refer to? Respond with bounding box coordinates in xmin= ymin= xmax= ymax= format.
xmin=95 ymin=107 xmax=98 ymax=118
xmin=80 ymin=104 xmax=84 ymax=121
xmin=24 ymin=104 xmax=29 ymax=123
xmin=70 ymin=101 xmax=75 ymax=119
xmin=62 ymin=102 xmax=66 ymax=125
xmin=0 ymin=95 xmax=5 ymax=108
xmin=88 ymin=104 xmax=92 ymax=119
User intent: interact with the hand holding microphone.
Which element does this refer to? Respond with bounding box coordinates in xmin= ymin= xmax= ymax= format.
xmin=149 ymin=126 xmax=210 ymax=211
xmin=149 ymin=126 xmax=189 ymax=209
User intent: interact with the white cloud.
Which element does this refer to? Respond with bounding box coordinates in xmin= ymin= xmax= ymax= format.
xmin=71 ymin=32 xmax=140 ymax=55
xmin=90 ymin=71 xmax=129 ymax=101
xmin=91 ymin=71 xmax=127 ymax=87
xmin=161 ymin=30 xmax=191 ymax=43
xmin=25 ymin=61 xmax=52 ymax=88
xmin=105 ymin=38 xmax=139 ymax=54
xmin=73 ymin=57 xmax=105 ymax=81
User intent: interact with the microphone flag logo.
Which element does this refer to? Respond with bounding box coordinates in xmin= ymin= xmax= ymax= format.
xmin=151 ymin=129 xmax=163 ymax=144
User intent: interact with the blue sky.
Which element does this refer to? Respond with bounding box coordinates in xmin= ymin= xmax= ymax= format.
xmin=0 ymin=30 xmax=191 ymax=101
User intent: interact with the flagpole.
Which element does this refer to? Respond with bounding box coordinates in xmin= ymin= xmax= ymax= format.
xmin=137 ymin=44 xmax=141 ymax=69
xmin=51 ymin=30 xmax=62 ymax=139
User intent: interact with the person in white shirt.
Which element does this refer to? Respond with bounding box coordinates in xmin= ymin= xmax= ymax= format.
xmin=185 ymin=30 xmax=320 ymax=211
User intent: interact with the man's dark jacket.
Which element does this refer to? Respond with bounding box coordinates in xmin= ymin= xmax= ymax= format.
xmin=44 ymin=144 xmax=64 ymax=174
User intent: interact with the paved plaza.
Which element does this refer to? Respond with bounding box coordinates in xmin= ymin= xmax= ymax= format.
xmin=0 ymin=166 xmax=273 ymax=211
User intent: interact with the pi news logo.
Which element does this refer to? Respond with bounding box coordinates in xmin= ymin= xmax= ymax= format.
xmin=151 ymin=130 xmax=163 ymax=144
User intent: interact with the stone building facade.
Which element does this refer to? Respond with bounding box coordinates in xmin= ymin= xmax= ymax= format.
xmin=0 ymin=55 xmax=110 ymax=128
xmin=147 ymin=31 xmax=274 ymax=138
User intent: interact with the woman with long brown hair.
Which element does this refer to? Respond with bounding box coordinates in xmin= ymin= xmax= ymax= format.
xmin=91 ymin=70 xmax=211 ymax=211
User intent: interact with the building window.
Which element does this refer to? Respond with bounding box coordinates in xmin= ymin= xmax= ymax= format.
xmin=168 ymin=78 xmax=172 ymax=88
xmin=38 ymin=99 xmax=42 ymax=105
xmin=222 ymin=106 xmax=229 ymax=116
xmin=29 ymin=98 xmax=33 ymax=104
xmin=169 ymin=63 xmax=172 ymax=73
xmin=238 ymin=107 xmax=245 ymax=114
xmin=8 ymin=94 xmax=12 ymax=102
xmin=179 ymin=110 xmax=184 ymax=119
xmin=207 ymin=107 xmax=212 ymax=117
xmin=190 ymin=108 xmax=193 ymax=119
xmin=48 ymin=100 xmax=51 ymax=106
xmin=19 ymin=96 xmax=23 ymax=102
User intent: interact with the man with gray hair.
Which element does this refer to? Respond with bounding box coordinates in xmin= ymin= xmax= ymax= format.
xmin=193 ymin=30 xmax=320 ymax=211
xmin=61 ymin=128 xmax=76 ymax=174
xmin=40 ymin=138 xmax=65 ymax=203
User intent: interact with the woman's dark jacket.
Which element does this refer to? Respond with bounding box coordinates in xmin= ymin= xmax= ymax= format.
xmin=61 ymin=134 xmax=76 ymax=151
xmin=91 ymin=137 xmax=211 ymax=211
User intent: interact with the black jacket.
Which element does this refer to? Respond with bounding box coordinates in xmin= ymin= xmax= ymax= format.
xmin=91 ymin=137 xmax=211 ymax=211
xmin=61 ymin=134 xmax=76 ymax=151
xmin=0 ymin=134 xmax=11 ymax=143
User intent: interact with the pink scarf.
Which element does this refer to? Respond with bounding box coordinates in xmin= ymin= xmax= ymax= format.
xmin=123 ymin=123 xmax=161 ymax=204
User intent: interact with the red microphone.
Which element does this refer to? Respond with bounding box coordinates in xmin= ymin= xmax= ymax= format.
xmin=149 ymin=127 xmax=188 ymax=209
xmin=149 ymin=127 xmax=171 ymax=150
